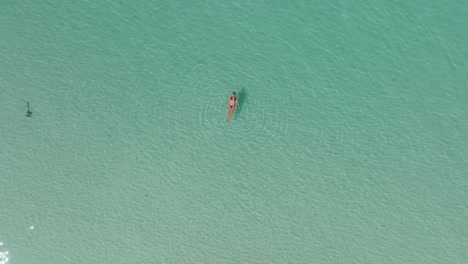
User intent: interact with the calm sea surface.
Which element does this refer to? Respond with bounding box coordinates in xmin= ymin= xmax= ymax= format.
xmin=1 ymin=1 xmax=467 ymax=263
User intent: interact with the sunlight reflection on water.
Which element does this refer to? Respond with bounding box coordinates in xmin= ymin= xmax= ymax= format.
xmin=0 ymin=250 xmax=9 ymax=264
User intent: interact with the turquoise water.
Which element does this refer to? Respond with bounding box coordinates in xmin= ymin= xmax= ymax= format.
xmin=1 ymin=1 xmax=467 ymax=263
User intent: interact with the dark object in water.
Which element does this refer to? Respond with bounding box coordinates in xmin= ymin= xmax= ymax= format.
xmin=26 ymin=101 xmax=32 ymax=117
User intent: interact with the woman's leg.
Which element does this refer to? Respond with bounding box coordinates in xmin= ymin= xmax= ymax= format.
xmin=227 ymin=106 xmax=234 ymax=122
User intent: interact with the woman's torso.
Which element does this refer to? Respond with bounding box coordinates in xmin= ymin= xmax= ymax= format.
xmin=229 ymin=96 xmax=237 ymax=105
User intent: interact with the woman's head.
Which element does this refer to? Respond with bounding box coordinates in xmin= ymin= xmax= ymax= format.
xmin=232 ymin=92 xmax=236 ymax=95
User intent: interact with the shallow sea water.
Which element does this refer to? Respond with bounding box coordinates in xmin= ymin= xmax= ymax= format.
xmin=1 ymin=1 xmax=467 ymax=263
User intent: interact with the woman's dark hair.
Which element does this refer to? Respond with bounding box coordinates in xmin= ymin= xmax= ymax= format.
xmin=232 ymin=92 xmax=236 ymax=95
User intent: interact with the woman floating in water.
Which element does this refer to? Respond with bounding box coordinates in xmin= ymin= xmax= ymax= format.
xmin=224 ymin=92 xmax=240 ymax=123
